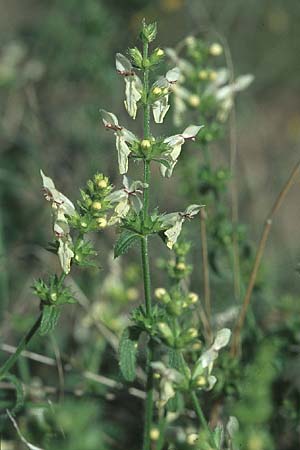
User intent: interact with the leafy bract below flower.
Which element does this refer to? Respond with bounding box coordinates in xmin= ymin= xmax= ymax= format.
xmin=100 ymin=109 xmax=138 ymax=174
xmin=192 ymin=328 xmax=231 ymax=390
xmin=161 ymin=125 xmax=204 ymax=177
xmin=107 ymin=175 xmax=148 ymax=223
xmin=161 ymin=204 xmax=204 ymax=249
xmin=116 ymin=53 xmax=143 ymax=119
xmin=151 ymin=67 xmax=180 ymax=123
xmin=151 ymin=361 xmax=184 ymax=407
xmin=40 ymin=170 xmax=75 ymax=274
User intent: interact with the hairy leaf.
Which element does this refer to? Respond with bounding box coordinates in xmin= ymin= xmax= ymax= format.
xmin=114 ymin=230 xmax=140 ymax=258
xmin=40 ymin=305 xmax=60 ymax=336
xmin=119 ymin=327 xmax=140 ymax=381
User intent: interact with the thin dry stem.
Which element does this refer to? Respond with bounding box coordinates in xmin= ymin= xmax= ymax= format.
xmin=231 ymin=159 xmax=300 ymax=356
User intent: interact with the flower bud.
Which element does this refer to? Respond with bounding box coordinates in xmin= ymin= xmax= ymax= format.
xmin=209 ymin=71 xmax=217 ymax=81
xmin=187 ymin=327 xmax=198 ymax=339
xmin=195 ymin=375 xmax=206 ymax=387
xmin=157 ymin=322 xmax=174 ymax=343
xmin=188 ymin=95 xmax=200 ymax=107
xmin=209 ymin=43 xmax=223 ymax=56
xmin=50 ymin=292 xmax=57 ymax=302
xmin=141 ymin=139 xmax=151 ymax=149
xmin=185 ymin=36 xmax=196 ymax=48
xmin=155 ymin=48 xmax=164 ymax=57
xmin=80 ymin=221 xmax=88 ymax=228
xmin=162 ymin=87 xmax=169 ymax=95
xmin=97 ymin=179 xmax=108 ymax=189
xmin=96 ymin=217 xmax=107 ymax=228
xmin=140 ymin=20 xmax=157 ymax=43
xmin=92 ymin=201 xmax=102 ymax=210
xmin=150 ymin=427 xmax=160 ymax=441
xmin=187 ymin=292 xmax=199 ymax=304
xmin=186 ymin=433 xmax=198 ymax=445
xmin=198 ymin=70 xmax=208 ymax=80
xmin=176 ymin=262 xmax=186 ymax=271
xmin=155 ymin=287 xmax=167 ymax=299
xmin=152 ymin=86 xmax=162 ymax=96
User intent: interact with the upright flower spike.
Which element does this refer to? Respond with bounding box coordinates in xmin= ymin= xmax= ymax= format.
xmin=40 ymin=171 xmax=76 ymax=274
xmin=100 ymin=109 xmax=138 ymax=174
xmin=151 ymin=67 xmax=180 ymax=123
xmin=161 ymin=204 xmax=204 ymax=249
xmin=107 ymin=175 xmax=148 ymax=223
xmin=116 ymin=53 xmax=143 ymax=119
xmin=161 ymin=125 xmax=204 ymax=177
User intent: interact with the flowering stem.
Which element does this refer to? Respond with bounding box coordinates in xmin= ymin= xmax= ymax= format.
xmin=141 ymin=38 xmax=154 ymax=450
xmin=0 ymin=313 xmax=42 ymax=378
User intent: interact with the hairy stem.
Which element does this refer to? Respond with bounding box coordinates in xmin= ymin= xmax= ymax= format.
xmin=0 ymin=313 xmax=42 ymax=378
xmin=231 ymin=159 xmax=300 ymax=356
xmin=141 ymin=38 xmax=154 ymax=450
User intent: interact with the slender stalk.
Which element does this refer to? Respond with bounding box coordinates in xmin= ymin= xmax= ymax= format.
xmin=190 ymin=391 xmax=216 ymax=447
xmin=0 ymin=313 xmax=42 ymax=378
xmin=199 ymin=208 xmax=212 ymax=340
xmin=231 ymin=159 xmax=300 ymax=356
xmin=141 ymin=37 xmax=154 ymax=450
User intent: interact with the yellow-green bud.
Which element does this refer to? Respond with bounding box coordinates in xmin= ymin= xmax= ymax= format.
xmin=155 ymin=287 xmax=167 ymax=300
xmin=153 ymin=372 xmax=161 ymax=380
xmin=186 ymin=433 xmax=198 ymax=445
xmin=209 ymin=70 xmax=217 ymax=81
xmin=162 ymin=87 xmax=169 ymax=95
xmin=80 ymin=221 xmax=88 ymax=228
xmin=187 ymin=292 xmax=199 ymax=304
xmin=127 ymin=287 xmax=138 ymax=301
xmin=50 ymin=293 xmax=57 ymax=302
xmin=150 ymin=427 xmax=160 ymax=441
xmin=152 ymin=86 xmax=162 ymax=95
xmin=185 ymin=36 xmax=196 ymax=48
xmin=195 ymin=375 xmax=206 ymax=387
xmin=92 ymin=201 xmax=102 ymax=210
xmin=209 ymin=42 xmax=223 ymax=56
xmin=155 ymin=48 xmax=164 ymax=57
xmin=75 ymin=254 xmax=81 ymax=262
xmin=188 ymin=95 xmax=200 ymax=107
xmin=157 ymin=322 xmax=173 ymax=341
xmin=198 ymin=70 xmax=208 ymax=80
xmin=96 ymin=217 xmax=107 ymax=228
xmin=97 ymin=179 xmax=108 ymax=189
xmin=187 ymin=327 xmax=198 ymax=339
xmin=192 ymin=341 xmax=202 ymax=351
xmin=176 ymin=262 xmax=186 ymax=271
xmin=141 ymin=139 xmax=151 ymax=149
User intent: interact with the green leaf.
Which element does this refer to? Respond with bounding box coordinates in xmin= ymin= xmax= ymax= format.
xmin=0 ymin=373 xmax=24 ymax=413
xmin=114 ymin=230 xmax=140 ymax=258
xmin=39 ymin=305 xmax=60 ymax=336
xmin=119 ymin=327 xmax=140 ymax=382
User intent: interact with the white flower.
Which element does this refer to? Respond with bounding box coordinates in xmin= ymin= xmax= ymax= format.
xmin=151 ymin=67 xmax=180 ymax=124
xmin=151 ymin=361 xmax=184 ymax=407
xmin=100 ymin=110 xmax=138 ymax=174
xmin=192 ymin=328 xmax=231 ymax=387
xmin=161 ymin=204 xmax=204 ymax=249
xmin=161 ymin=125 xmax=204 ymax=177
xmin=116 ymin=53 xmax=142 ymax=119
xmin=107 ymin=175 xmax=148 ymax=222
xmin=40 ymin=170 xmax=75 ymax=274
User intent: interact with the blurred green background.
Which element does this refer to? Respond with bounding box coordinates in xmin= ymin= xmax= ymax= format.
xmin=1 ymin=0 xmax=300 ymax=449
